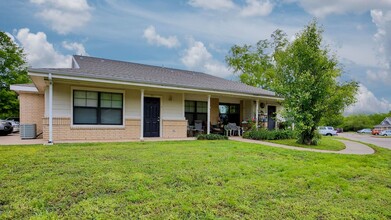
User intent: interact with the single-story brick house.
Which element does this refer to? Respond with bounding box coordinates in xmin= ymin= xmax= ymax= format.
xmin=11 ymin=55 xmax=282 ymax=143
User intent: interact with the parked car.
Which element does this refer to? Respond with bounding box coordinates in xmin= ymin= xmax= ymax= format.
xmin=379 ymin=130 xmax=391 ymax=136
xmin=318 ymin=126 xmax=338 ymax=136
xmin=372 ymin=129 xmax=381 ymax=135
xmin=5 ymin=118 xmax=20 ymax=132
xmin=357 ymin=128 xmax=372 ymax=134
xmin=0 ymin=120 xmax=14 ymax=136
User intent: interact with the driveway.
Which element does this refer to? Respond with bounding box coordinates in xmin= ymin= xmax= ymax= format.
xmin=339 ymin=133 xmax=391 ymax=150
xmin=0 ymin=133 xmax=44 ymax=145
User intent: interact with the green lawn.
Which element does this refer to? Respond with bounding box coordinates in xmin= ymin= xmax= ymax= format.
xmin=268 ymin=136 xmax=346 ymax=151
xmin=0 ymin=140 xmax=390 ymax=219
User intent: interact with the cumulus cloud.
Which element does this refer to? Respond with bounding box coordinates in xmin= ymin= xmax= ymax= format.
xmin=367 ymin=9 xmax=391 ymax=84
xmin=188 ymin=0 xmax=235 ymax=10
xmin=143 ymin=26 xmax=180 ymax=48
xmin=240 ymin=0 xmax=274 ymax=17
xmin=62 ymin=41 xmax=88 ymax=55
xmin=292 ymin=0 xmax=391 ymax=18
xmin=30 ymin=0 xmax=92 ymax=34
xmin=345 ymin=84 xmax=391 ymax=115
xmin=181 ymin=38 xmax=230 ymax=78
xmin=14 ymin=28 xmax=86 ymax=68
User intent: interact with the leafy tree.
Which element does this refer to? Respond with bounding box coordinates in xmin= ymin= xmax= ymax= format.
xmin=0 ymin=31 xmax=29 ymax=119
xmin=226 ymin=21 xmax=358 ymax=145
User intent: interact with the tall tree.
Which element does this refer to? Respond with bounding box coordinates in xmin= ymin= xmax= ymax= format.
xmin=0 ymin=31 xmax=29 ymax=119
xmin=226 ymin=21 xmax=358 ymax=145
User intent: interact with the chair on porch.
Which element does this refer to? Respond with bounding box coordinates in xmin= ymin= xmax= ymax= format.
xmin=224 ymin=123 xmax=243 ymax=136
xmin=194 ymin=120 xmax=204 ymax=135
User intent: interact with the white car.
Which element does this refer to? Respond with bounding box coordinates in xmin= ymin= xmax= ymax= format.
xmin=357 ymin=128 xmax=372 ymax=134
xmin=379 ymin=130 xmax=391 ymax=136
xmin=318 ymin=126 xmax=338 ymax=136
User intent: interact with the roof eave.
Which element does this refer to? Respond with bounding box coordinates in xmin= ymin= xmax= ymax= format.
xmin=28 ymin=70 xmax=283 ymax=100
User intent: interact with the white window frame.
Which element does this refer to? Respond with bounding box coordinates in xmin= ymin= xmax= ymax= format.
xmin=71 ymin=86 xmax=126 ymax=128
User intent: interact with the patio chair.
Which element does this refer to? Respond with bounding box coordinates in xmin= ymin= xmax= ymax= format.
xmin=227 ymin=123 xmax=242 ymax=136
xmin=194 ymin=120 xmax=204 ymax=135
xmin=211 ymin=123 xmax=223 ymax=134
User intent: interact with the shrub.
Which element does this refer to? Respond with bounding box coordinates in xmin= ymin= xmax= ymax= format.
xmin=243 ymin=129 xmax=297 ymax=140
xmin=197 ymin=134 xmax=228 ymax=140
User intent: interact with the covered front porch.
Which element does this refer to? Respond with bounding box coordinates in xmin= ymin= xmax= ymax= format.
xmin=183 ymin=93 xmax=282 ymax=137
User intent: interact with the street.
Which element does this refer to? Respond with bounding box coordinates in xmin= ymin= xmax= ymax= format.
xmin=339 ymin=133 xmax=391 ymax=150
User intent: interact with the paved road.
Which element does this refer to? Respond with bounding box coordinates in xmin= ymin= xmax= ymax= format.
xmin=338 ymin=133 xmax=391 ymax=150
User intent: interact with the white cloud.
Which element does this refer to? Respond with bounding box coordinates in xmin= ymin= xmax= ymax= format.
xmin=62 ymin=41 xmax=88 ymax=55
xmin=293 ymin=0 xmax=391 ymax=17
xmin=14 ymin=28 xmax=86 ymax=68
xmin=181 ymin=40 xmax=211 ymax=67
xmin=366 ymin=9 xmax=391 ymax=84
xmin=30 ymin=0 xmax=92 ymax=34
xmin=240 ymin=0 xmax=274 ymax=17
xmin=188 ymin=0 xmax=235 ymax=10
xmin=143 ymin=26 xmax=180 ymax=48
xmin=181 ymin=38 xmax=230 ymax=78
xmin=345 ymin=84 xmax=391 ymax=115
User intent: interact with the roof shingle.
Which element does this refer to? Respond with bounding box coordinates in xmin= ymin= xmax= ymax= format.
xmin=29 ymin=55 xmax=276 ymax=97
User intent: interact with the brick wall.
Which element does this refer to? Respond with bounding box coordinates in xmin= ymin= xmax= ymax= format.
xmin=162 ymin=120 xmax=187 ymax=138
xmin=19 ymin=93 xmax=44 ymax=138
xmin=42 ymin=118 xmax=187 ymax=141
xmin=210 ymin=98 xmax=219 ymax=124
xmin=43 ymin=118 xmax=141 ymax=141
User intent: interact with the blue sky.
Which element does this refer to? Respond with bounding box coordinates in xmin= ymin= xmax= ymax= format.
xmin=1 ymin=0 xmax=391 ymax=114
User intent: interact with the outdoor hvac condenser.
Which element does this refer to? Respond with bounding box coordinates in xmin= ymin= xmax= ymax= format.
xmin=20 ymin=124 xmax=36 ymax=139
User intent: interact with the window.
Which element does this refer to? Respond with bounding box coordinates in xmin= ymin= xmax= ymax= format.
xmin=185 ymin=101 xmax=207 ymax=125
xmin=219 ymin=103 xmax=240 ymax=125
xmin=73 ymin=90 xmax=123 ymax=125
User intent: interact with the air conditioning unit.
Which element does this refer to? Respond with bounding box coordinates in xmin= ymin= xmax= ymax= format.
xmin=20 ymin=124 xmax=36 ymax=139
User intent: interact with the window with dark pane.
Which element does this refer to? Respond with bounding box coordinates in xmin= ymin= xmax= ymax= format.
xmin=185 ymin=100 xmax=207 ymax=125
xmin=219 ymin=103 xmax=240 ymax=125
xmin=73 ymin=90 xmax=123 ymax=125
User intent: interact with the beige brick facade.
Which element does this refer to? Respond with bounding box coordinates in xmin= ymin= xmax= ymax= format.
xmin=19 ymin=93 xmax=44 ymax=138
xmin=42 ymin=118 xmax=187 ymax=141
xmin=43 ymin=118 xmax=141 ymax=141
xmin=162 ymin=120 xmax=187 ymax=138
xmin=210 ymin=98 xmax=219 ymax=124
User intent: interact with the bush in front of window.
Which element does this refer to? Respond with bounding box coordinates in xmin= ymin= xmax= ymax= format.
xmin=197 ymin=134 xmax=228 ymax=140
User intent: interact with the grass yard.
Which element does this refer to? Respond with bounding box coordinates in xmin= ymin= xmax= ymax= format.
xmin=268 ymin=136 xmax=346 ymax=151
xmin=0 ymin=140 xmax=390 ymax=219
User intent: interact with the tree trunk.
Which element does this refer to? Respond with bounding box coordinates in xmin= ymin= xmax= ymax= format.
xmin=298 ymin=127 xmax=317 ymax=145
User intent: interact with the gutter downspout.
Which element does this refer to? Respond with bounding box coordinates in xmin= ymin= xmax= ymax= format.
xmin=48 ymin=73 xmax=53 ymax=144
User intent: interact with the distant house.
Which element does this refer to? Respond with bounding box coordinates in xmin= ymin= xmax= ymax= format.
xmin=11 ymin=55 xmax=282 ymax=143
xmin=374 ymin=117 xmax=391 ymax=131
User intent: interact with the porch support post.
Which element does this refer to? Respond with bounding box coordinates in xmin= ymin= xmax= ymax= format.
xmin=48 ymin=73 xmax=53 ymax=144
xmin=207 ymin=95 xmax=211 ymax=134
xmin=255 ymin=99 xmax=259 ymax=130
xmin=182 ymin=93 xmax=185 ymax=118
xmin=140 ymin=89 xmax=144 ymax=141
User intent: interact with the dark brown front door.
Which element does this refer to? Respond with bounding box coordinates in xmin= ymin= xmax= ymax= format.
xmin=144 ymin=97 xmax=160 ymax=137
xmin=267 ymin=105 xmax=276 ymax=130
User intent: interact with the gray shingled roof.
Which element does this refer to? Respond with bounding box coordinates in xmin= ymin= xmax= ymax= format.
xmin=29 ymin=55 xmax=276 ymax=97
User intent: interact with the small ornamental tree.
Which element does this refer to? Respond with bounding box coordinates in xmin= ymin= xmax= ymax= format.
xmin=226 ymin=21 xmax=358 ymax=145
xmin=0 ymin=31 xmax=29 ymax=119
